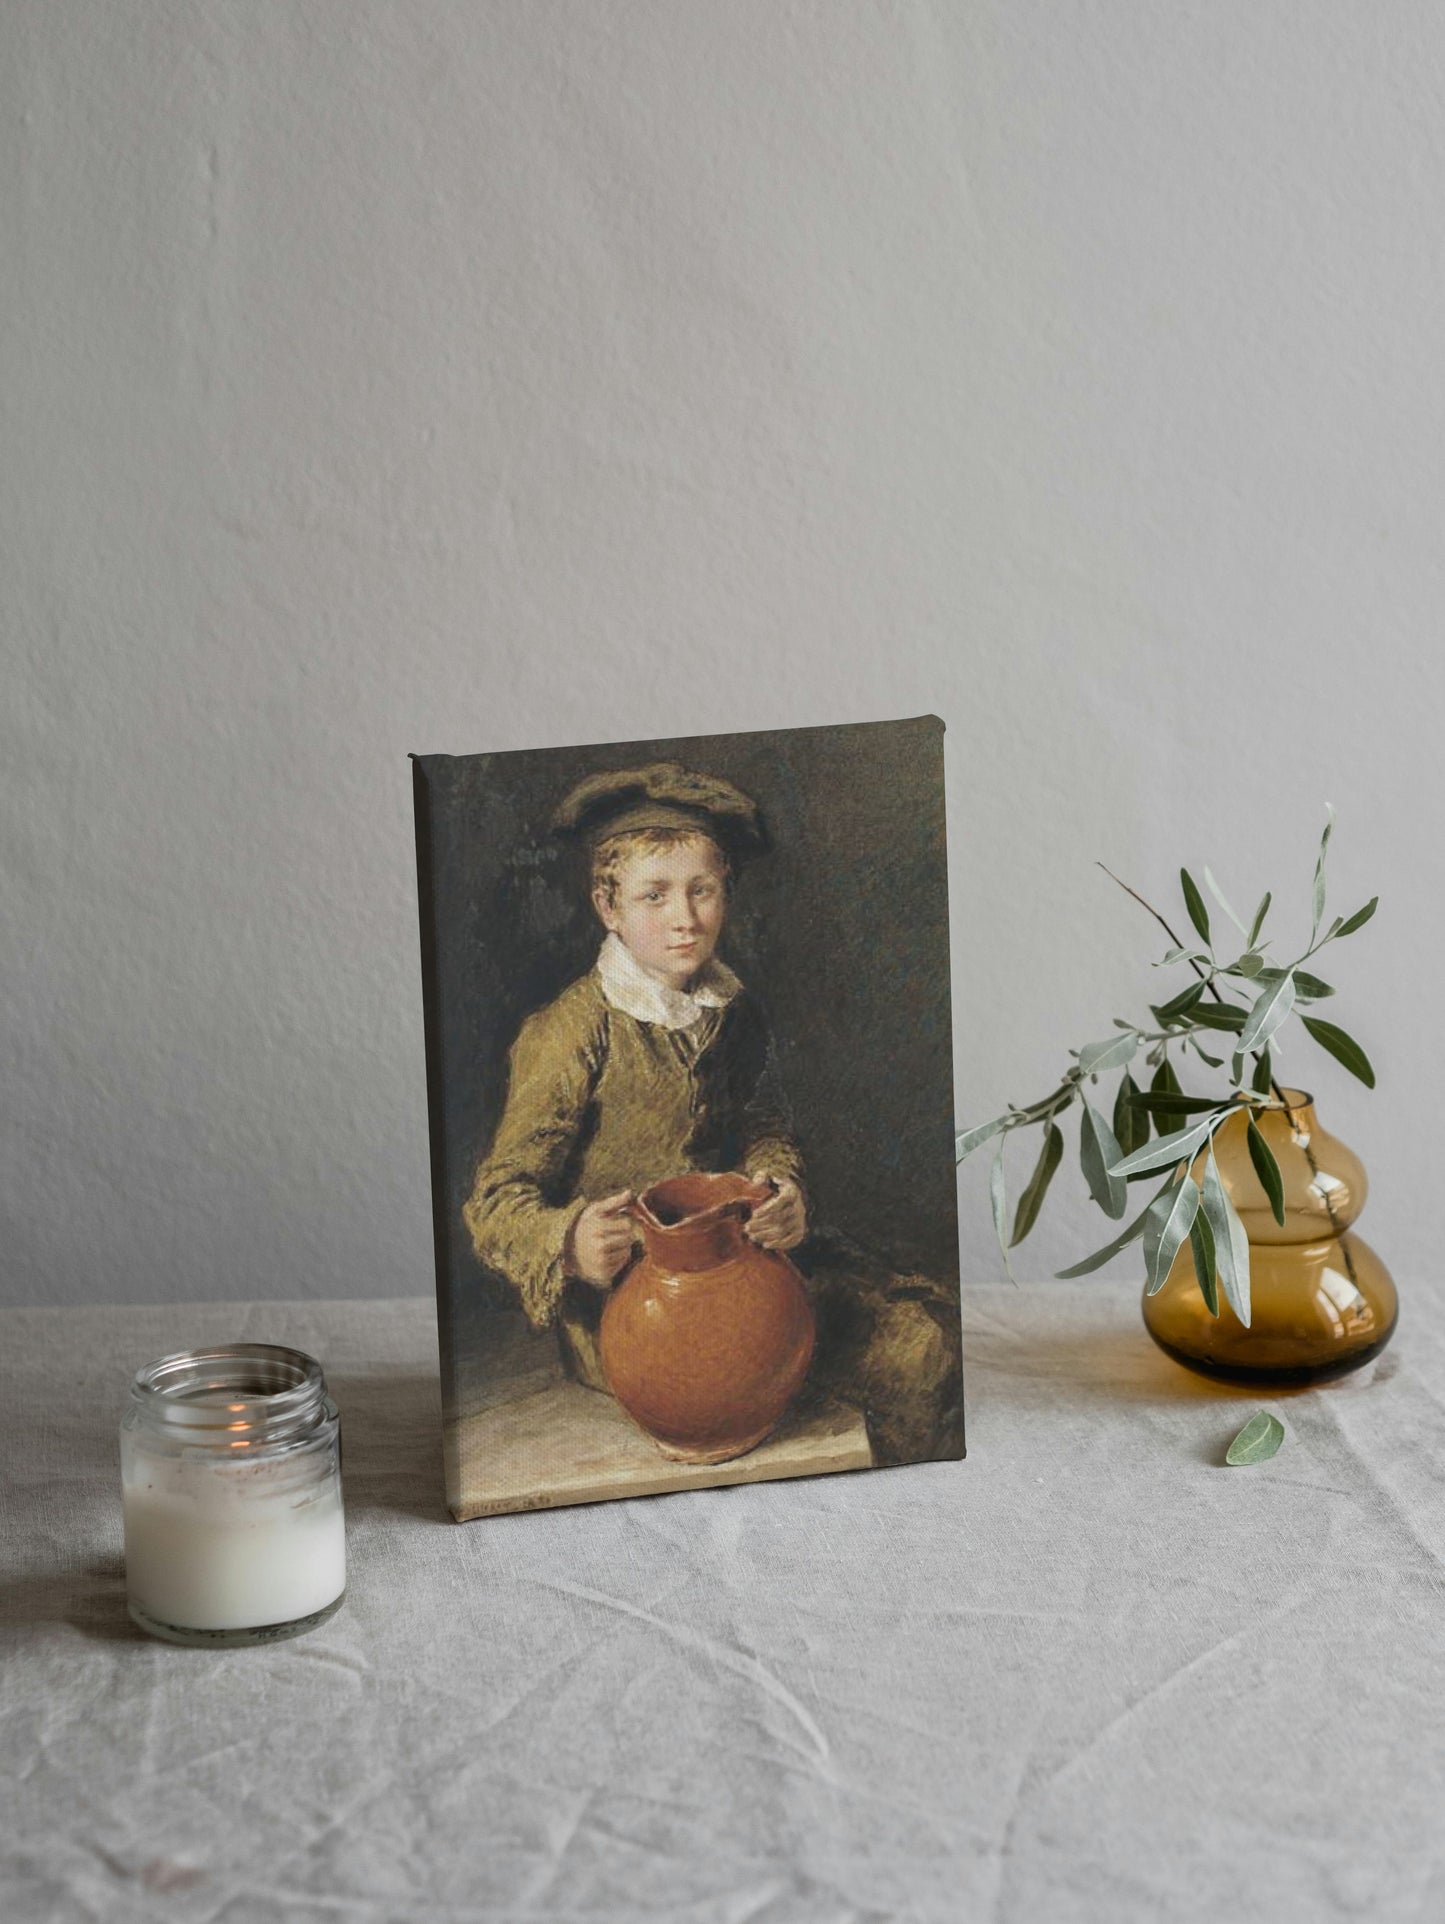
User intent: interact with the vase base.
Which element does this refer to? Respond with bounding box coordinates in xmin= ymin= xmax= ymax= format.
xmin=1142 ymin=1217 xmax=1399 ymax=1391
xmin=1146 ymin=1321 xmax=1397 ymax=1389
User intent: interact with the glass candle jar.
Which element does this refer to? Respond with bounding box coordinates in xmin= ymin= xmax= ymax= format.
xmin=121 ymin=1344 xmax=346 ymax=1647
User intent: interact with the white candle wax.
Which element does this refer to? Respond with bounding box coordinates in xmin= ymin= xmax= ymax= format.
xmin=123 ymin=1454 xmax=345 ymax=1633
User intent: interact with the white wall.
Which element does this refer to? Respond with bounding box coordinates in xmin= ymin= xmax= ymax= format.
xmin=3 ymin=1 xmax=1438 ymax=1306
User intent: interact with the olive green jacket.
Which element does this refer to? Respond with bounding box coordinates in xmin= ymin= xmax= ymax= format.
xmin=463 ymin=965 xmax=805 ymax=1338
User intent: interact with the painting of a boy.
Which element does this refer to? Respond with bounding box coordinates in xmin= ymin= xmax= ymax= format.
xmin=459 ymin=755 xmax=963 ymax=1476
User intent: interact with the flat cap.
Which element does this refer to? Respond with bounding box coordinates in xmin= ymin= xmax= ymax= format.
xmin=551 ymin=761 xmax=768 ymax=859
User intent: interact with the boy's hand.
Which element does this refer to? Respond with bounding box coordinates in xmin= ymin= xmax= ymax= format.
xmin=745 ymin=1177 xmax=807 ymax=1252
xmin=566 ymin=1191 xmax=638 ymax=1289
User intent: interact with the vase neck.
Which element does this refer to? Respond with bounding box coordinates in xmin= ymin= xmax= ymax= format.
xmin=1241 ymin=1089 xmax=1315 ymax=1146
xmin=1214 ymin=1091 xmax=1367 ymax=1241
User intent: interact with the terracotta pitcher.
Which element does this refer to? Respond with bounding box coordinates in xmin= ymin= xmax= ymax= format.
xmin=599 ymin=1171 xmax=815 ymax=1464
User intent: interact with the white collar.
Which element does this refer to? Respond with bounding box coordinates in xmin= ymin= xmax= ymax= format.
xmin=595 ymin=931 xmax=742 ymax=1030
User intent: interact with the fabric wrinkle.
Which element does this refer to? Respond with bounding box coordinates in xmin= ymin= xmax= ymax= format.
xmin=534 ymin=1575 xmax=835 ymax=1772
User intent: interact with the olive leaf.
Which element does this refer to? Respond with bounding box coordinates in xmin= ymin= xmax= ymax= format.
xmin=1148 ymin=1056 xmax=1184 ymax=1134
xmin=1111 ymin=1113 xmax=1221 ymax=1179
xmin=1200 ymin=1143 xmax=1251 ymax=1327
xmin=1247 ymin=890 xmax=1272 ymax=948
xmin=1011 ymin=1122 xmax=1064 ymax=1246
xmin=1301 ymin=1015 xmax=1376 ymax=1089
xmin=1251 ymin=1049 xmax=1273 ymax=1097
xmin=1055 ymin=1174 xmax=1176 ymax=1278
xmin=1293 ymin=970 xmax=1334 ymax=1002
xmin=1077 ymin=1032 xmax=1140 ymax=1078
xmin=1152 ymin=980 xmax=1206 ymax=1024
xmin=1142 ymin=1173 xmax=1201 ymax=1294
xmin=1246 ymin=1116 xmax=1287 ymax=1227
xmin=1311 ymin=804 xmax=1336 ymax=939
xmin=1252 ymin=966 xmax=1333 ymax=1001
xmin=1238 ymin=970 xmax=1296 ymax=1056
xmin=1204 ymin=864 xmax=1248 ymax=935
xmin=1113 ymin=1071 xmax=1149 ymax=1158
xmin=1129 ymin=1092 xmax=1227 ymax=1118
xmin=956 ymin=1115 xmax=1008 ymax=1161
xmin=1226 ymin=1412 xmax=1285 ymax=1466
xmin=1180 ymin=869 xmax=1211 ymax=945
xmin=1331 ymin=896 xmax=1378 ymax=940
xmin=1080 ymin=1103 xmax=1127 ymax=1220
xmin=1189 ymin=1001 xmax=1248 ymax=1033
xmin=989 ymin=1136 xmax=1014 ymax=1281
xmin=1188 ymin=1207 xmax=1219 ymax=1317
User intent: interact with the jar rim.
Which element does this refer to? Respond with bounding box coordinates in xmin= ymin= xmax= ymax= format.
xmin=129 ymin=1343 xmax=330 ymax=1443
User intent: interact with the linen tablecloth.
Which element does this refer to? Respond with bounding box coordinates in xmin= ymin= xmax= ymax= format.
xmin=3 ymin=1284 xmax=1442 ymax=1923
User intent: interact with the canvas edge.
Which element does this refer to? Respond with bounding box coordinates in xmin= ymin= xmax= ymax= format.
xmin=445 ymin=1444 xmax=958 ymax=1524
xmin=410 ymin=753 xmax=466 ymax=1516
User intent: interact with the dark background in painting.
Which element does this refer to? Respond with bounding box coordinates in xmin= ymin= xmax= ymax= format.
xmin=415 ymin=715 xmax=958 ymax=1325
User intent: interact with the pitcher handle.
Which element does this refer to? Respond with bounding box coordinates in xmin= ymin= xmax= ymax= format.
xmin=736 ymin=1174 xmax=778 ymax=1216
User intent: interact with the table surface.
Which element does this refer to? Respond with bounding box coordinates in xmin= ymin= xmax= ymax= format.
xmin=3 ymin=1283 xmax=1443 ymax=1924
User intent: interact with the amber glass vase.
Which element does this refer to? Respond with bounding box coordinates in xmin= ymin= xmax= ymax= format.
xmin=1142 ymin=1090 xmax=1397 ymax=1385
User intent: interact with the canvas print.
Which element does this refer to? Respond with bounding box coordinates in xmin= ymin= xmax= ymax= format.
xmin=413 ymin=715 xmax=964 ymax=1520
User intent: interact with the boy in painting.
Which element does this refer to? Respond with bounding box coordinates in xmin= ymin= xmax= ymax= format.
xmin=463 ymin=762 xmax=962 ymax=1466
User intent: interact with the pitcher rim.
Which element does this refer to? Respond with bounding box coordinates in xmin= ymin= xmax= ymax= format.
xmin=633 ymin=1172 xmax=774 ymax=1236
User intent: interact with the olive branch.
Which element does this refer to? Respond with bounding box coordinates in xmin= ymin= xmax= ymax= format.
xmin=956 ymin=808 xmax=1378 ymax=1324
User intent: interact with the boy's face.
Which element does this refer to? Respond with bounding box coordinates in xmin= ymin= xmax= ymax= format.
xmin=595 ymin=835 xmax=728 ymax=990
